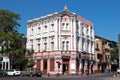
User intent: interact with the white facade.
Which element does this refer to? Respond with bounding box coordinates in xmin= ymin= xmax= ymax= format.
xmin=26 ymin=6 xmax=94 ymax=75
xmin=0 ymin=56 xmax=10 ymax=70
xmin=26 ymin=15 xmax=94 ymax=54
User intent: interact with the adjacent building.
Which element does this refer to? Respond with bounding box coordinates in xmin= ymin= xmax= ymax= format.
xmin=94 ymin=35 xmax=111 ymax=73
xmin=0 ymin=56 xmax=10 ymax=70
xmin=26 ymin=6 xmax=94 ymax=75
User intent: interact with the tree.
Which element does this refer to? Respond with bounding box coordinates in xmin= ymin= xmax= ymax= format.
xmin=0 ymin=9 xmax=21 ymax=56
xmin=12 ymin=45 xmax=34 ymax=70
xmin=0 ymin=9 xmax=23 ymax=69
xmin=0 ymin=9 xmax=35 ymax=70
xmin=110 ymin=46 xmax=119 ymax=61
xmin=110 ymin=45 xmax=119 ymax=71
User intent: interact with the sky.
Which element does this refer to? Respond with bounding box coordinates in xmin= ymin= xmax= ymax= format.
xmin=0 ymin=0 xmax=120 ymax=41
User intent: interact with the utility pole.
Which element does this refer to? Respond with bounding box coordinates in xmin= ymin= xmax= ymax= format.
xmin=117 ymin=34 xmax=120 ymax=74
xmin=118 ymin=34 xmax=120 ymax=69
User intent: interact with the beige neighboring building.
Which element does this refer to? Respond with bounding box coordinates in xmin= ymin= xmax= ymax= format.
xmin=94 ymin=35 xmax=111 ymax=73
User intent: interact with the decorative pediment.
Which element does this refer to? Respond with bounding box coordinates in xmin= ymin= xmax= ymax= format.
xmin=58 ymin=6 xmax=76 ymax=17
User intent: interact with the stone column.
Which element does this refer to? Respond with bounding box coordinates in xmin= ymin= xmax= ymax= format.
xmin=2 ymin=62 xmax=3 ymax=70
xmin=5 ymin=62 xmax=6 ymax=70
xmin=47 ymin=59 xmax=50 ymax=74
xmin=41 ymin=59 xmax=43 ymax=72
xmin=79 ymin=59 xmax=83 ymax=75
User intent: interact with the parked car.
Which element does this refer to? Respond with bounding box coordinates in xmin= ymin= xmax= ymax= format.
xmin=21 ymin=69 xmax=42 ymax=77
xmin=0 ymin=70 xmax=7 ymax=76
xmin=35 ymin=69 xmax=42 ymax=77
xmin=7 ymin=69 xmax=21 ymax=76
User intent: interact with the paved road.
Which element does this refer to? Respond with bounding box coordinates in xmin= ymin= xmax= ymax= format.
xmin=0 ymin=74 xmax=119 ymax=80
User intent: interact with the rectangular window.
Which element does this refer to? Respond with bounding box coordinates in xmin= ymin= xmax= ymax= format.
xmin=66 ymin=23 xmax=69 ymax=30
xmin=86 ymin=26 xmax=89 ymax=34
xmin=38 ymin=44 xmax=40 ymax=52
xmin=62 ymin=41 xmax=65 ymax=50
xmin=31 ymin=28 xmax=34 ymax=36
xmin=82 ymin=39 xmax=84 ymax=51
xmin=44 ymin=43 xmax=47 ymax=51
xmin=44 ymin=26 xmax=47 ymax=32
xmin=51 ymin=42 xmax=54 ymax=51
xmin=97 ymin=54 xmax=102 ymax=60
xmin=66 ymin=41 xmax=69 ymax=50
xmin=90 ymin=27 xmax=93 ymax=35
xmin=82 ymin=27 xmax=84 ymax=36
xmin=30 ymin=39 xmax=33 ymax=44
xmin=51 ymin=24 xmax=54 ymax=31
xmin=62 ymin=23 xmax=65 ymax=30
xmin=38 ymin=27 xmax=41 ymax=34
xmin=31 ymin=45 xmax=33 ymax=49
xmin=50 ymin=59 xmax=54 ymax=71
xmin=87 ymin=41 xmax=89 ymax=52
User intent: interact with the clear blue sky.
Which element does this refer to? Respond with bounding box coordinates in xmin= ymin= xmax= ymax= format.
xmin=0 ymin=0 xmax=120 ymax=41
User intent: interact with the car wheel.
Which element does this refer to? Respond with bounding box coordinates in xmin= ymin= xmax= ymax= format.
xmin=13 ymin=73 xmax=15 ymax=76
xmin=20 ymin=73 xmax=23 ymax=76
xmin=30 ymin=73 xmax=33 ymax=77
xmin=2 ymin=73 xmax=5 ymax=77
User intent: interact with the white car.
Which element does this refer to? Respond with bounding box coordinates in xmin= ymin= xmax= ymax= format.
xmin=117 ymin=69 xmax=120 ymax=74
xmin=7 ymin=69 xmax=21 ymax=76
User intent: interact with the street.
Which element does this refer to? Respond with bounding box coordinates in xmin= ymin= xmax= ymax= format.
xmin=0 ymin=74 xmax=119 ymax=80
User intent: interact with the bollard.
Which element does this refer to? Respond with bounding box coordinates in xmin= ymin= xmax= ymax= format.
xmin=56 ymin=73 xmax=59 ymax=77
xmin=48 ymin=73 xmax=50 ymax=77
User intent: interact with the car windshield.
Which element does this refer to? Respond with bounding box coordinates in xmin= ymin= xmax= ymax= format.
xmin=15 ymin=69 xmax=20 ymax=71
xmin=7 ymin=70 xmax=13 ymax=72
xmin=0 ymin=70 xmax=4 ymax=72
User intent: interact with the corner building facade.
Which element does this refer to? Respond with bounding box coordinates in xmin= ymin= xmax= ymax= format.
xmin=26 ymin=7 xmax=95 ymax=75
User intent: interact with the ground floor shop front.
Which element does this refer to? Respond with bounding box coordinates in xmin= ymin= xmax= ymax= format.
xmin=33 ymin=51 xmax=94 ymax=75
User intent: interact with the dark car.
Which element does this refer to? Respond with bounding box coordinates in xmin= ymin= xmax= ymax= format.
xmin=35 ymin=69 xmax=42 ymax=77
xmin=21 ymin=69 xmax=42 ymax=77
xmin=0 ymin=70 xmax=7 ymax=76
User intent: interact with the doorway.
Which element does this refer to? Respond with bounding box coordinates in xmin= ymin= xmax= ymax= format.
xmin=43 ymin=59 xmax=47 ymax=74
xmin=63 ymin=63 xmax=69 ymax=75
xmin=62 ymin=56 xmax=70 ymax=75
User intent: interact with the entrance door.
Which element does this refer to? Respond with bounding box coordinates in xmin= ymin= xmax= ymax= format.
xmin=43 ymin=59 xmax=47 ymax=74
xmin=62 ymin=56 xmax=70 ymax=75
xmin=63 ymin=63 xmax=69 ymax=75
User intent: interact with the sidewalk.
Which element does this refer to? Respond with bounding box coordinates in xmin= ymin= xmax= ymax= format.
xmin=42 ymin=72 xmax=118 ymax=78
xmin=107 ymin=77 xmax=120 ymax=80
xmin=42 ymin=73 xmax=107 ymax=78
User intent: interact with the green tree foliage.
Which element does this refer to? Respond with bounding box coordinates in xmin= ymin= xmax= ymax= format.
xmin=110 ymin=45 xmax=119 ymax=71
xmin=110 ymin=46 xmax=119 ymax=61
xmin=0 ymin=9 xmax=21 ymax=56
xmin=0 ymin=10 xmax=34 ymax=70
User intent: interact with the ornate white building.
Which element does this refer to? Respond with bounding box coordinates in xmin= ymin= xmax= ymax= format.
xmin=26 ymin=6 xmax=94 ymax=75
xmin=0 ymin=56 xmax=10 ymax=70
